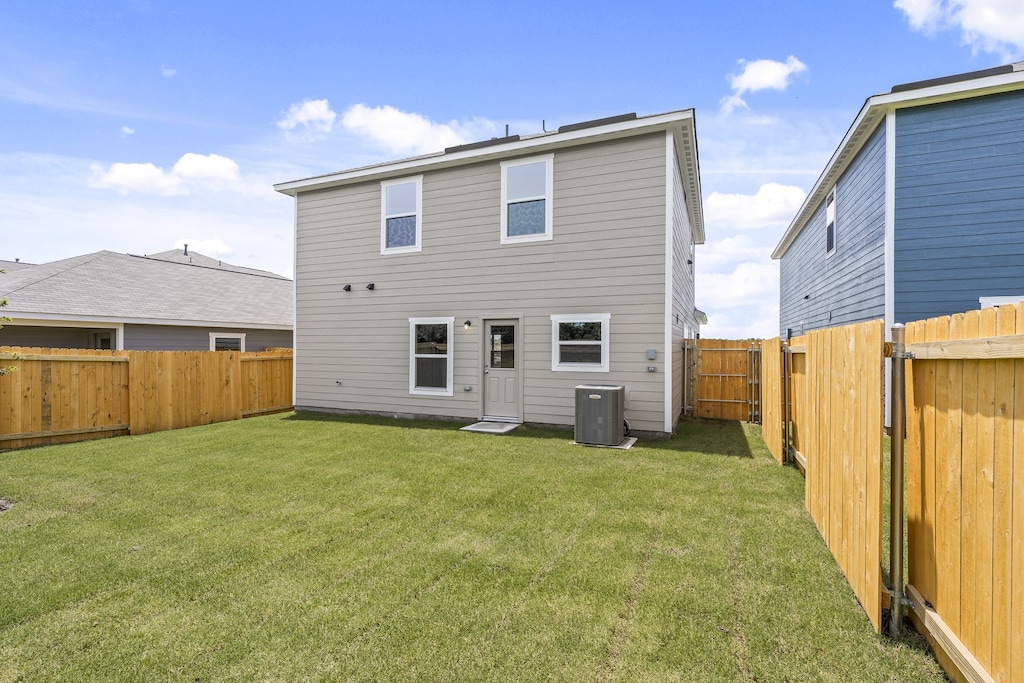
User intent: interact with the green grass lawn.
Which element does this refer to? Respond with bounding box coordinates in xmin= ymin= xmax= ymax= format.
xmin=0 ymin=414 xmax=944 ymax=682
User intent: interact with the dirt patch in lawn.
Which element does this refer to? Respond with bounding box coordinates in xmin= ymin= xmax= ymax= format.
xmin=0 ymin=498 xmax=13 ymax=513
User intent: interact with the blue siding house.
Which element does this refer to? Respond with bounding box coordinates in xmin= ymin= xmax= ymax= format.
xmin=773 ymin=63 xmax=1024 ymax=336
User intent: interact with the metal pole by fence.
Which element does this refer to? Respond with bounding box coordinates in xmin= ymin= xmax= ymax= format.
xmin=889 ymin=323 xmax=907 ymax=637
xmin=782 ymin=340 xmax=790 ymax=465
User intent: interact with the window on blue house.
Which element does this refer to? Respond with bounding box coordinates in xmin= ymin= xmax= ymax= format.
xmin=825 ymin=187 xmax=836 ymax=256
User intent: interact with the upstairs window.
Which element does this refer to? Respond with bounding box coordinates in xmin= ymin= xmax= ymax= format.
xmin=825 ymin=187 xmax=836 ymax=256
xmin=381 ymin=176 xmax=423 ymax=254
xmin=501 ymin=155 xmax=553 ymax=244
xmin=550 ymin=313 xmax=610 ymax=372
xmin=409 ymin=317 xmax=454 ymax=395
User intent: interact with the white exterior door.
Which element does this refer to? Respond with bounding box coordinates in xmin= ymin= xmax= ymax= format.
xmin=483 ymin=320 xmax=521 ymax=421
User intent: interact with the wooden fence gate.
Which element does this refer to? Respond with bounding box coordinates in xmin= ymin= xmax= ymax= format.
xmin=694 ymin=339 xmax=761 ymax=421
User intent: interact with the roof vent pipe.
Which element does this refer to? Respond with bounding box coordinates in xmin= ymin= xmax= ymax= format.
xmin=184 ymin=244 xmax=189 ymax=256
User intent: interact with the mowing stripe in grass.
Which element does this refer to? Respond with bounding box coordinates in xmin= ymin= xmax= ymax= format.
xmin=0 ymin=414 xmax=947 ymax=681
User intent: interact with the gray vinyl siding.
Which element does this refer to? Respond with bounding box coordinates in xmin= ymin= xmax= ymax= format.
xmin=779 ymin=123 xmax=886 ymax=336
xmin=0 ymin=325 xmax=105 ymax=349
xmin=295 ymin=133 xmax=674 ymax=433
xmin=0 ymin=324 xmax=291 ymax=351
xmin=670 ymin=139 xmax=696 ymax=428
xmin=894 ymin=89 xmax=1024 ymax=323
xmin=123 ymin=324 xmax=292 ymax=351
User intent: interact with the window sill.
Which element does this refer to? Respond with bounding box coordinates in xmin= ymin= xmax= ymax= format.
xmin=410 ymin=387 xmax=454 ymax=397
xmin=500 ymin=232 xmax=552 ymax=245
xmin=552 ymin=364 xmax=609 ymax=373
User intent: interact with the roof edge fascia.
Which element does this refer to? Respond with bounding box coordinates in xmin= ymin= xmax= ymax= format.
xmin=274 ymin=110 xmax=696 ymax=196
xmin=772 ymin=66 xmax=1024 ymax=260
xmin=6 ymin=312 xmax=291 ymax=330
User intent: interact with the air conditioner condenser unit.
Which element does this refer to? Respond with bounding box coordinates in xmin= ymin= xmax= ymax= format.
xmin=574 ymin=384 xmax=625 ymax=446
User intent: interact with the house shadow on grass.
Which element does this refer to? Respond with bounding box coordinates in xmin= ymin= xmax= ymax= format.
xmin=641 ymin=418 xmax=755 ymax=458
xmin=283 ymin=410 xmax=470 ymax=433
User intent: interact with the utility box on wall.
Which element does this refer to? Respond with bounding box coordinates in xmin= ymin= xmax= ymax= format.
xmin=574 ymin=385 xmax=625 ymax=446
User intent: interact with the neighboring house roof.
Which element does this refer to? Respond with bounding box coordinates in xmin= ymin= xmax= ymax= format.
xmin=772 ymin=61 xmax=1024 ymax=259
xmin=0 ymin=250 xmax=292 ymax=329
xmin=0 ymin=259 xmax=35 ymax=272
xmin=275 ymin=109 xmax=705 ymax=244
xmin=144 ymin=248 xmax=282 ymax=277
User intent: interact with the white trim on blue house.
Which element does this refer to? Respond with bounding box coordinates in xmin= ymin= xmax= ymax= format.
xmin=884 ymin=110 xmax=896 ymax=338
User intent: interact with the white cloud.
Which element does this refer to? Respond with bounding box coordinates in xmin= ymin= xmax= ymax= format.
xmin=90 ymin=153 xmax=242 ymax=196
xmin=720 ymin=56 xmax=808 ymax=114
xmin=341 ymin=104 xmax=498 ymax=156
xmin=704 ymin=182 xmax=807 ymax=231
xmin=171 ymin=153 xmax=239 ymax=181
xmin=161 ymin=65 xmax=176 ymax=77
xmin=277 ymin=99 xmax=338 ymax=140
xmin=697 ymin=261 xmax=780 ymax=339
xmin=120 ymin=126 xmax=135 ymax=138
xmin=895 ymin=0 xmax=1024 ymax=60
xmin=89 ymin=161 xmax=184 ymax=196
xmin=697 ymin=234 xmax=773 ymax=272
xmin=173 ymin=238 xmax=234 ymax=258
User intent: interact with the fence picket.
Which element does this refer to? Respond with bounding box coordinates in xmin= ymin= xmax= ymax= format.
xmin=0 ymin=348 xmax=292 ymax=449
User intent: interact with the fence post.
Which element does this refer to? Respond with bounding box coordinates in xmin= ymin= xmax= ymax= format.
xmin=889 ymin=323 xmax=907 ymax=637
xmin=782 ymin=340 xmax=790 ymax=465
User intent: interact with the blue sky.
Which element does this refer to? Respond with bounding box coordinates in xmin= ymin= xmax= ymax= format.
xmin=3 ymin=1 xmax=1023 ymax=337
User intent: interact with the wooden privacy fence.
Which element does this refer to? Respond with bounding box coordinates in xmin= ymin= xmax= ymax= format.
xmin=904 ymin=304 xmax=1024 ymax=683
xmin=0 ymin=347 xmax=293 ymax=450
xmin=762 ymin=321 xmax=886 ymax=632
xmin=760 ymin=307 xmax=1024 ymax=683
xmin=694 ymin=339 xmax=761 ymax=421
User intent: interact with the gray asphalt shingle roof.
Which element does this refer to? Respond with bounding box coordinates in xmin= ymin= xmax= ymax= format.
xmin=0 ymin=250 xmax=292 ymax=328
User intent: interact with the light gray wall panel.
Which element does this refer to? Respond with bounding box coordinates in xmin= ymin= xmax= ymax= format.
xmin=295 ymin=133 xmax=677 ymax=433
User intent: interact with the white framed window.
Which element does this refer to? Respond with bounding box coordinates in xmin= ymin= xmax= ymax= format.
xmin=409 ymin=317 xmax=454 ymax=395
xmin=550 ymin=313 xmax=610 ymax=372
xmin=381 ymin=176 xmax=423 ymax=254
xmin=501 ymin=154 xmax=553 ymax=244
xmin=210 ymin=333 xmax=245 ymax=351
xmin=825 ymin=187 xmax=836 ymax=256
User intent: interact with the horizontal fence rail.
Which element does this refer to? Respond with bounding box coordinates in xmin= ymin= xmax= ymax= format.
xmin=760 ymin=304 xmax=1023 ymax=683
xmin=694 ymin=339 xmax=761 ymax=421
xmin=905 ymin=304 xmax=1023 ymax=683
xmin=0 ymin=346 xmax=293 ymax=449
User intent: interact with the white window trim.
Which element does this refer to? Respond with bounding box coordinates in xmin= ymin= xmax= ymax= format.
xmin=550 ymin=313 xmax=610 ymax=372
xmin=381 ymin=175 xmax=423 ymax=255
xmin=825 ymin=186 xmax=837 ymax=258
xmin=209 ymin=332 xmax=246 ymax=351
xmin=409 ymin=317 xmax=455 ymax=396
xmin=500 ymin=154 xmax=554 ymax=245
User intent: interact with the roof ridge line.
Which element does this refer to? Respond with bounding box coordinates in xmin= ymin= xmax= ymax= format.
xmin=129 ymin=253 xmax=290 ymax=281
xmin=1 ymin=251 xmax=108 ymax=297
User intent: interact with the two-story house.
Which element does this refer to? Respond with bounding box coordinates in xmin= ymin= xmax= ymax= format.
xmin=275 ymin=111 xmax=704 ymax=437
xmin=773 ymin=62 xmax=1024 ymax=337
